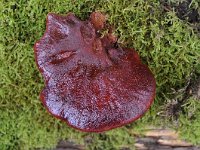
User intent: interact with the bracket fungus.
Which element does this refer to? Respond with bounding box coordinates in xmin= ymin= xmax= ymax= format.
xmin=34 ymin=12 xmax=156 ymax=132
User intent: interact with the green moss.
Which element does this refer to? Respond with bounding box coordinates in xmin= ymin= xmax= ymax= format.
xmin=179 ymin=98 xmax=200 ymax=145
xmin=0 ymin=0 xmax=200 ymax=149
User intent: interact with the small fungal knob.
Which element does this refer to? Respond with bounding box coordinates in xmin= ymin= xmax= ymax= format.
xmin=90 ymin=12 xmax=106 ymax=30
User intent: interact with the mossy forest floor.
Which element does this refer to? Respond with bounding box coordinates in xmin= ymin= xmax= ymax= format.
xmin=0 ymin=0 xmax=200 ymax=149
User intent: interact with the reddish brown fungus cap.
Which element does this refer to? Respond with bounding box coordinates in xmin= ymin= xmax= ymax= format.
xmin=34 ymin=12 xmax=156 ymax=132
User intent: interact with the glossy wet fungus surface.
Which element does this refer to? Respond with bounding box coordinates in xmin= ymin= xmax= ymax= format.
xmin=34 ymin=12 xmax=156 ymax=132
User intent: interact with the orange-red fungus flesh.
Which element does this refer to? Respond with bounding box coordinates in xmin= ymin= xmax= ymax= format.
xmin=34 ymin=12 xmax=156 ymax=132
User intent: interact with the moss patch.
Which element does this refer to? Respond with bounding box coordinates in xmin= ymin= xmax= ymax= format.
xmin=0 ymin=0 xmax=200 ymax=149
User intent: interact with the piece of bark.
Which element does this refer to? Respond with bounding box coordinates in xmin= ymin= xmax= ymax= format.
xmin=55 ymin=140 xmax=84 ymax=150
xmin=145 ymin=129 xmax=178 ymax=139
xmin=158 ymin=139 xmax=192 ymax=147
xmin=134 ymin=143 xmax=148 ymax=150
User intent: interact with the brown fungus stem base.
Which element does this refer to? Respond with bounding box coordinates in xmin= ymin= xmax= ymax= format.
xmin=34 ymin=12 xmax=156 ymax=132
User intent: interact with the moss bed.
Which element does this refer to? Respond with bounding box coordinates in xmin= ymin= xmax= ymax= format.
xmin=0 ymin=0 xmax=200 ymax=149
